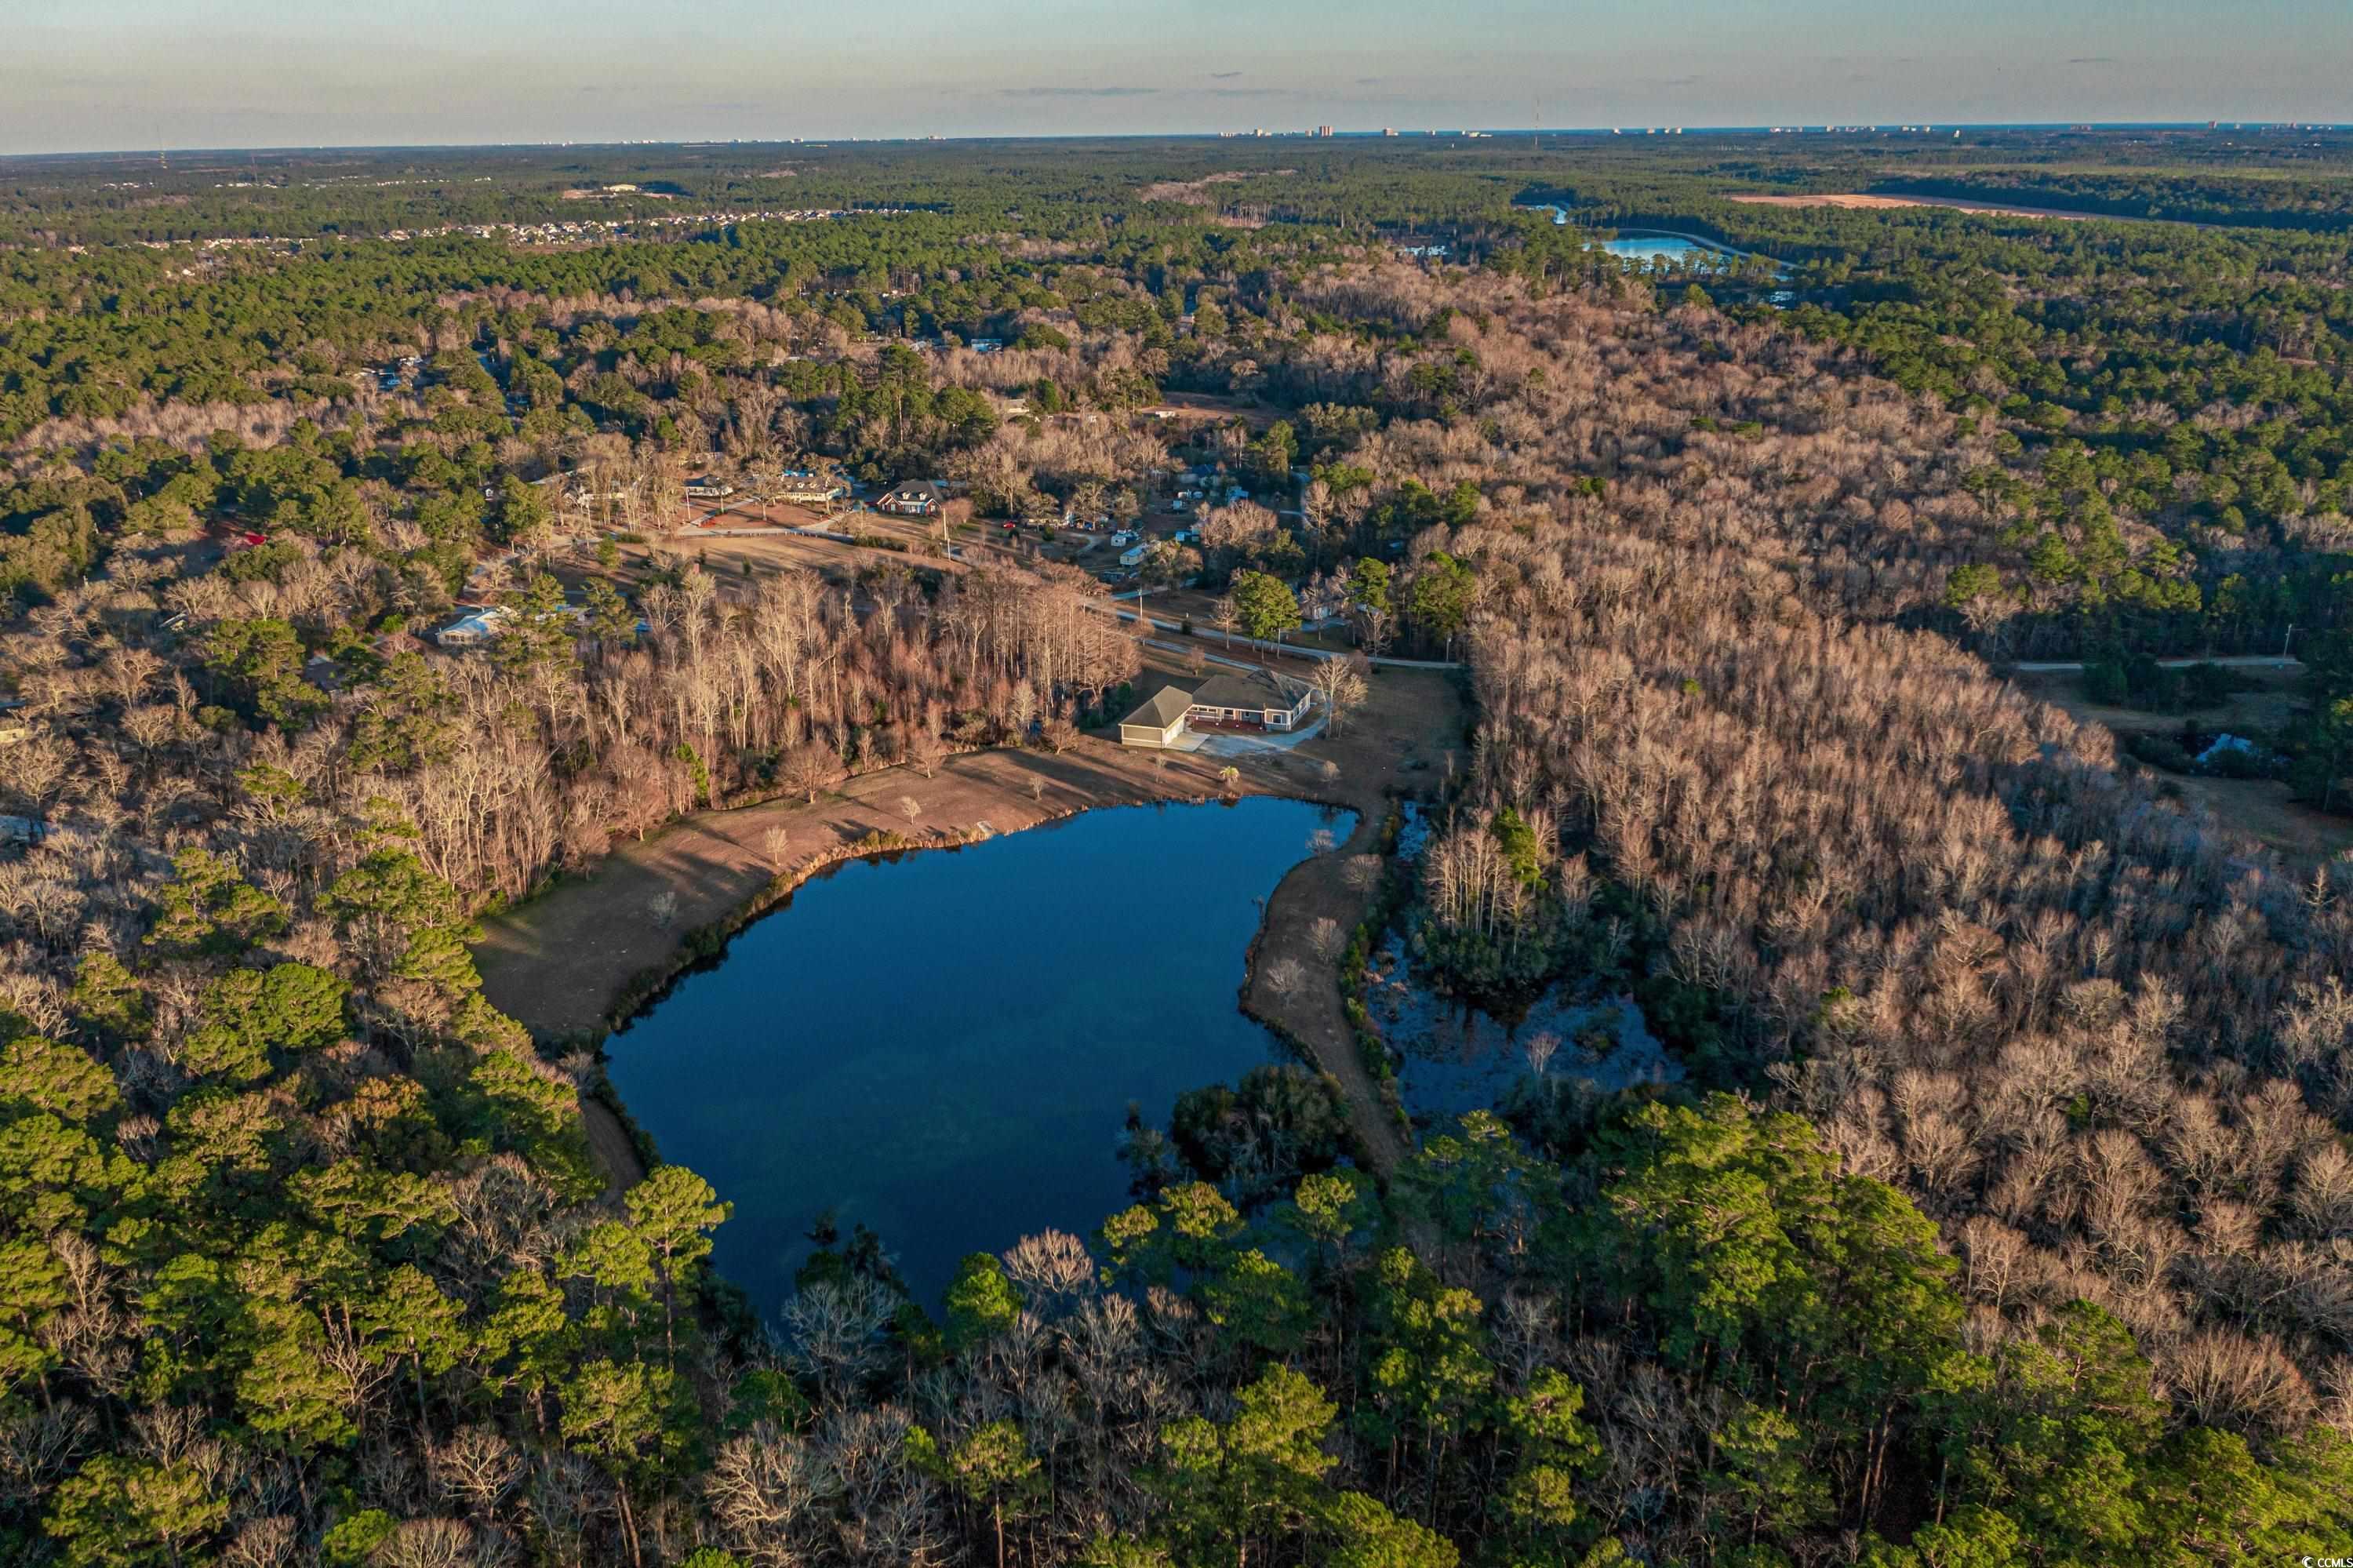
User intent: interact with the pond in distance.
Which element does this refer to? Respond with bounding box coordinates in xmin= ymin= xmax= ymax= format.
xmin=606 ymin=797 xmax=1354 ymax=1326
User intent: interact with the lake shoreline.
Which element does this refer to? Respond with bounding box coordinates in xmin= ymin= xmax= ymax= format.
xmin=476 ymin=667 xmax=1464 ymax=1198
xmin=598 ymin=796 xmax=1352 ymax=1312
xmin=479 ymin=736 xmax=1279 ymax=1041
xmin=478 ymin=736 xmax=1360 ymax=1200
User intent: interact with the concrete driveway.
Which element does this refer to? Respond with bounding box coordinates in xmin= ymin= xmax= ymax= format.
xmin=1192 ymin=709 xmax=1329 ymax=758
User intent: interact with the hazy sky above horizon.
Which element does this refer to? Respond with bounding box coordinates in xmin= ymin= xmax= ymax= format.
xmin=4 ymin=0 xmax=2346 ymax=155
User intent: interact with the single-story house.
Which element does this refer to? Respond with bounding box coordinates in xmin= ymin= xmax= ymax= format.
xmin=1118 ymin=544 xmax=1149 ymax=568
xmin=1116 ymin=668 xmax=1313 ymax=747
xmin=780 ymin=477 xmax=849 ymax=506
xmin=1117 ymin=686 xmax=1195 ymax=748
xmin=1186 ymin=668 xmax=1312 ymax=731
xmin=877 ymin=480 xmax=945 ymax=516
xmin=435 ymin=606 xmax=513 ymax=647
xmin=439 ymin=602 xmax=593 ymax=647
xmin=683 ymin=476 xmax=736 ymax=500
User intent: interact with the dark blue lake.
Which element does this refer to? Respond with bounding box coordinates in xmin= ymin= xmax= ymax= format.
xmin=606 ymin=797 xmax=1351 ymax=1326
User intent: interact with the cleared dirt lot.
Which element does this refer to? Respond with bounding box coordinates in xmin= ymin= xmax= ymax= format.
xmin=1728 ymin=192 xmax=2133 ymax=223
xmin=1731 ymin=192 xmax=1955 ymax=211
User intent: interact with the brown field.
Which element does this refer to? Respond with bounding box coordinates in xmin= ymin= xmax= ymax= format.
xmin=1139 ymin=169 xmax=1294 ymax=206
xmin=1730 ymin=193 xmax=1943 ymax=210
xmin=569 ymin=512 xmax=962 ymax=599
xmin=475 ymin=649 xmax=1464 ymax=1183
xmin=2155 ymin=773 xmax=2353 ymax=870
xmin=2013 ymin=664 xmax=2308 ymax=740
xmin=1728 ymin=192 xmax=2115 ymax=222
xmin=2014 ymin=667 xmax=2353 ymax=869
xmin=1148 ymin=391 xmax=1283 ymax=431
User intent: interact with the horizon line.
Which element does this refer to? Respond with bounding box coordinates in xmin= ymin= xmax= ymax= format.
xmin=5 ymin=119 xmax=2351 ymax=162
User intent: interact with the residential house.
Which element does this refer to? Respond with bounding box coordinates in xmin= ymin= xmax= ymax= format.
xmin=1118 ymin=544 xmax=1149 ymax=568
xmin=779 ymin=471 xmax=849 ymax=507
xmin=437 ymin=602 xmax=589 ymax=649
xmin=877 ymin=480 xmax=945 ymax=516
xmin=1116 ymin=668 xmax=1313 ymax=747
xmin=434 ymin=606 xmax=514 ymax=648
xmin=1184 ymin=668 xmax=1312 ymax=731
xmin=683 ymin=475 xmax=736 ymax=500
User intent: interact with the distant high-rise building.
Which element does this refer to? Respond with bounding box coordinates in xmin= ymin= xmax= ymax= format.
xmin=1382 ymin=126 xmax=1397 ymax=136
xmin=1315 ymin=125 xmax=1335 ymax=138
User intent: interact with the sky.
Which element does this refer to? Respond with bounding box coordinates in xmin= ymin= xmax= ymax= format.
xmin=3 ymin=0 xmax=2348 ymax=155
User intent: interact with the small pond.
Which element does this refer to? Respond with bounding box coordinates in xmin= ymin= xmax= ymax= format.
xmin=1516 ymin=204 xmax=1793 ymax=297
xmin=1363 ymin=933 xmax=1679 ymax=1127
xmin=1366 ymin=806 xmax=1680 ymax=1126
xmin=1598 ymin=233 xmax=1709 ymax=264
xmin=606 ymin=798 xmax=1353 ymax=1326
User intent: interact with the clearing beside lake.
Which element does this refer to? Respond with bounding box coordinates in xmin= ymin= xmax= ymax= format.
xmin=475 ymin=655 xmax=1464 ymax=1181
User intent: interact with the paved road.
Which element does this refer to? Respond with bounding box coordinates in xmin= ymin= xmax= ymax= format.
xmin=1096 ymin=600 xmax=1463 ymax=670
xmin=2010 ymin=656 xmax=2304 ymax=674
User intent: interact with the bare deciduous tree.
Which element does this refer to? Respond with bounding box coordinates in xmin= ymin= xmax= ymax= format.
xmin=1311 ymin=653 xmax=1369 ymax=734
xmin=1308 ymin=917 xmax=1345 ymax=962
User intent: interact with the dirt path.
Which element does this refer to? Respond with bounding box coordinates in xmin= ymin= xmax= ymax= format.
xmin=580 ymin=1097 xmax=647 ymax=1203
xmin=1230 ymin=666 xmax=1465 ymax=1175
xmin=476 ymin=661 xmax=1463 ymax=1188
xmin=1240 ymin=788 xmax=1413 ymax=1173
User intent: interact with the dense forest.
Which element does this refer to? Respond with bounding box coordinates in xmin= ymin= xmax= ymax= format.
xmin=0 ymin=133 xmax=2350 ymax=1566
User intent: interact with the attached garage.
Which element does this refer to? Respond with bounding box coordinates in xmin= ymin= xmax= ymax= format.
xmin=1117 ymin=686 xmax=1194 ymax=748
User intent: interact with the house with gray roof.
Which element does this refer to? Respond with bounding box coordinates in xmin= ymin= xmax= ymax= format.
xmin=1185 ymin=668 xmax=1311 ymax=731
xmin=1115 ymin=666 xmax=1312 ymax=747
xmin=1116 ymin=685 xmax=1195 ymax=748
xmin=876 ymin=479 xmax=945 ymax=516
